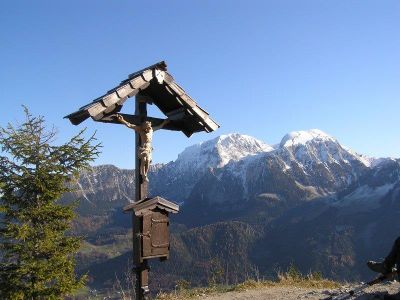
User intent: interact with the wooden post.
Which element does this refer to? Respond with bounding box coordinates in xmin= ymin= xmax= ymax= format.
xmin=133 ymin=95 xmax=150 ymax=300
xmin=135 ymin=96 xmax=148 ymax=201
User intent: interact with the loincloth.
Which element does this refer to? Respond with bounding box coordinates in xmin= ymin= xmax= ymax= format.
xmin=138 ymin=145 xmax=153 ymax=162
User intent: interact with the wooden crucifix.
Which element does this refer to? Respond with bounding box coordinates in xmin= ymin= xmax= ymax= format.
xmin=115 ymin=108 xmax=169 ymax=183
xmin=133 ymin=97 xmax=154 ymax=299
xmin=113 ymin=96 xmax=176 ymax=300
xmin=65 ymin=61 xmax=219 ymax=300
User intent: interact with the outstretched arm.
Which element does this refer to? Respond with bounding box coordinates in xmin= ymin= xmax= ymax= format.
xmin=115 ymin=114 xmax=139 ymax=131
xmin=153 ymin=118 xmax=170 ymax=131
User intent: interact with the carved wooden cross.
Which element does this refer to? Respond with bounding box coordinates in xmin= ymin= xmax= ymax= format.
xmin=65 ymin=61 xmax=219 ymax=300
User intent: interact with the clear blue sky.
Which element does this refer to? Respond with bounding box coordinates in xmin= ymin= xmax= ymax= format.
xmin=1 ymin=1 xmax=399 ymax=168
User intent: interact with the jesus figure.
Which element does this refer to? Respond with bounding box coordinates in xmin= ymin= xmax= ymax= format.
xmin=116 ymin=114 xmax=170 ymax=182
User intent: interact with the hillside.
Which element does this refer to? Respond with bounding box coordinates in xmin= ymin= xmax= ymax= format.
xmin=61 ymin=130 xmax=400 ymax=292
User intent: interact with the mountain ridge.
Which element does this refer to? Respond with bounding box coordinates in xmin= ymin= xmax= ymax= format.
xmin=62 ymin=129 xmax=399 ymax=291
xmin=66 ymin=129 xmax=391 ymax=217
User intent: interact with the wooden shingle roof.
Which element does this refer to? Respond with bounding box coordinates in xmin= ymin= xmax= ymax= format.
xmin=64 ymin=61 xmax=219 ymax=137
xmin=123 ymin=196 xmax=179 ymax=216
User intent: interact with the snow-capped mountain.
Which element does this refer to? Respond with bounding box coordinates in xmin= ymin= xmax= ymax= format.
xmin=268 ymin=129 xmax=371 ymax=190
xmin=65 ymin=129 xmax=394 ymax=220
xmin=279 ymin=129 xmax=371 ymax=166
xmin=150 ymin=133 xmax=274 ymax=201
xmin=66 ymin=130 xmax=400 ymax=289
xmin=191 ymin=129 xmax=373 ymax=213
xmin=173 ymin=133 xmax=273 ymax=171
xmin=280 ymin=129 xmax=336 ymax=147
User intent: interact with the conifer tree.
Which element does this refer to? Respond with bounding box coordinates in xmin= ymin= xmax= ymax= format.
xmin=0 ymin=108 xmax=100 ymax=299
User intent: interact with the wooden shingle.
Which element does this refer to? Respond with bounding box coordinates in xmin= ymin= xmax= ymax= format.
xmin=64 ymin=61 xmax=219 ymax=136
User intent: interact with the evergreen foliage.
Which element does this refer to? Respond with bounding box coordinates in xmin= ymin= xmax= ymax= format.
xmin=0 ymin=108 xmax=100 ymax=299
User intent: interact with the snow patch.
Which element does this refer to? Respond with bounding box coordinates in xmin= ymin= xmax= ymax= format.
xmin=333 ymin=184 xmax=394 ymax=209
xmin=280 ymin=129 xmax=336 ymax=148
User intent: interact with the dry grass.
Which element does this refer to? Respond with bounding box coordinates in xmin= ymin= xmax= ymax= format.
xmin=275 ymin=265 xmax=340 ymax=289
xmin=156 ymin=266 xmax=340 ymax=300
xmin=156 ymin=284 xmax=235 ymax=300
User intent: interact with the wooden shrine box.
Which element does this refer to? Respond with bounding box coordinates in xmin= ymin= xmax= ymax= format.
xmin=124 ymin=197 xmax=179 ymax=261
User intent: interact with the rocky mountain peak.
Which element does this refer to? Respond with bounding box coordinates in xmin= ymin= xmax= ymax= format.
xmin=277 ymin=129 xmax=372 ymax=168
xmin=175 ymin=133 xmax=273 ymax=170
xmin=279 ymin=129 xmax=336 ymax=148
xmin=214 ymin=133 xmax=273 ymax=167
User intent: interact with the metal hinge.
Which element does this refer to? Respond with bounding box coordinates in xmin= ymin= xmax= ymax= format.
xmin=137 ymin=231 xmax=151 ymax=238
